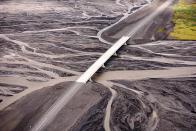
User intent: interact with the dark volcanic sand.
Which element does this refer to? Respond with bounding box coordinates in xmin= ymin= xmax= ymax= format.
xmin=0 ymin=0 xmax=196 ymax=131
xmin=111 ymin=77 xmax=196 ymax=131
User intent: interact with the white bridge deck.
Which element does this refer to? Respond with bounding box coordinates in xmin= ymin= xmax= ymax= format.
xmin=76 ymin=36 xmax=130 ymax=83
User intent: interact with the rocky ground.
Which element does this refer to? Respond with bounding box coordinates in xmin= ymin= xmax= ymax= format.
xmin=0 ymin=0 xmax=196 ymax=131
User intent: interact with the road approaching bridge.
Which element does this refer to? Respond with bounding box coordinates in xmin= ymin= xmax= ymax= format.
xmin=31 ymin=0 xmax=174 ymax=131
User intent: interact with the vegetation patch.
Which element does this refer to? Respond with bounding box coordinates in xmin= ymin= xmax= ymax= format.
xmin=170 ymin=0 xmax=196 ymax=40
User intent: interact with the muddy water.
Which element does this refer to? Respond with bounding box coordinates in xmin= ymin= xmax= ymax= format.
xmin=96 ymin=67 xmax=196 ymax=81
xmin=101 ymin=81 xmax=117 ymax=131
